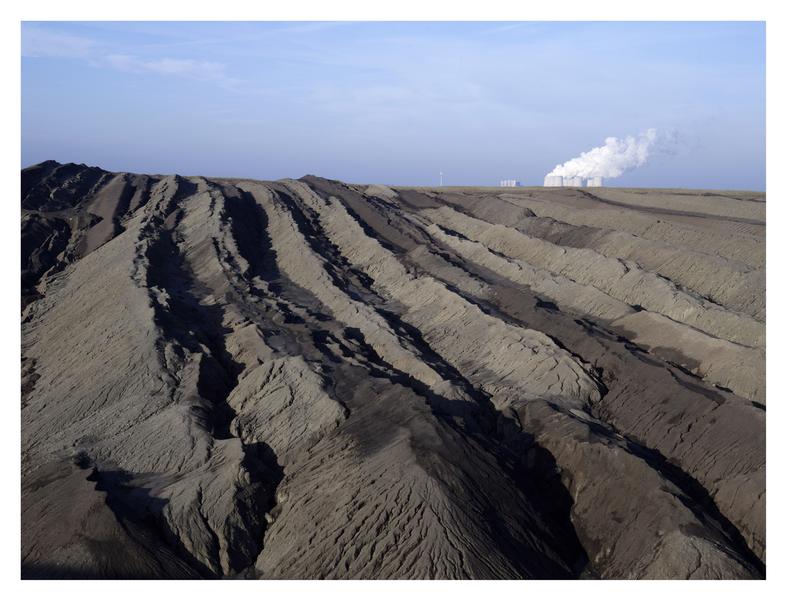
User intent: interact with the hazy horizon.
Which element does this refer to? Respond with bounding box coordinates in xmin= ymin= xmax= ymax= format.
xmin=22 ymin=21 xmax=766 ymax=190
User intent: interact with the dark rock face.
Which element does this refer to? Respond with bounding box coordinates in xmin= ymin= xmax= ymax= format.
xmin=21 ymin=162 xmax=765 ymax=579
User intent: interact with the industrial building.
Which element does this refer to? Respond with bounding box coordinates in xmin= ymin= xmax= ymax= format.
xmin=543 ymin=175 xmax=604 ymax=187
xmin=500 ymin=179 xmax=520 ymax=187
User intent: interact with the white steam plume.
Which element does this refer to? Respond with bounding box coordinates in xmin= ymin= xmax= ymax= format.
xmin=547 ymin=128 xmax=659 ymax=179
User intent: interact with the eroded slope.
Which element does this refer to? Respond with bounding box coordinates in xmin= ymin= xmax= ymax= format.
xmin=21 ymin=163 xmax=765 ymax=579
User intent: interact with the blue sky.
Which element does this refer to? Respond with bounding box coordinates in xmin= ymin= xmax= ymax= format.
xmin=22 ymin=21 xmax=765 ymax=189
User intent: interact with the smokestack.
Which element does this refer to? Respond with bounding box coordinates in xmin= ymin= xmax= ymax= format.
xmin=544 ymin=175 xmax=563 ymax=187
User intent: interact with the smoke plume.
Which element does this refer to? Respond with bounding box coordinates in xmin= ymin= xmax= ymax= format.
xmin=547 ymin=128 xmax=659 ymax=180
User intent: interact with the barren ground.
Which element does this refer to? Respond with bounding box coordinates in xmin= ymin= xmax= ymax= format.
xmin=21 ymin=162 xmax=765 ymax=579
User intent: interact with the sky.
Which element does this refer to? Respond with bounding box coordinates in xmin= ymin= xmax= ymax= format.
xmin=21 ymin=21 xmax=765 ymax=189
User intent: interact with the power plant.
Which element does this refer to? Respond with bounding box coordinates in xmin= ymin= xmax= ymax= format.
xmin=543 ymin=175 xmax=604 ymax=187
xmin=499 ymin=175 xmax=605 ymax=188
xmin=544 ymin=129 xmax=659 ymax=189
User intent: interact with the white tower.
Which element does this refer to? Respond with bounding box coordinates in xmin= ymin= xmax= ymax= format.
xmin=587 ymin=176 xmax=603 ymax=187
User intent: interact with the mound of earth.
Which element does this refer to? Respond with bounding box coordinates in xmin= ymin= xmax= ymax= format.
xmin=21 ymin=162 xmax=765 ymax=579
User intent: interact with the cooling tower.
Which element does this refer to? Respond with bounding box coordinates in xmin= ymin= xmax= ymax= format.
xmin=544 ymin=175 xmax=563 ymax=187
xmin=500 ymin=179 xmax=520 ymax=187
xmin=586 ymin=176 xmax=603 ymax=187
xmin=563 ymin=177 xmax=583 ymax=186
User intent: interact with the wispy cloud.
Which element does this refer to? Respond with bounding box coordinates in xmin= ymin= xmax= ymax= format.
xmin=22 ymin=26 xmax=96 ymax=59
xmin=23 ymin=24 xmax=241 ymax=90
xmin=102 ymin=54 xmax=240 ymax=88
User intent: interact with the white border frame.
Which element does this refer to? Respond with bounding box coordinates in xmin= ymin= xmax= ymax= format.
xmin=2 ymin=2 xmax=780 ymax=597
